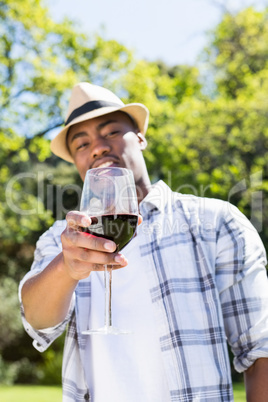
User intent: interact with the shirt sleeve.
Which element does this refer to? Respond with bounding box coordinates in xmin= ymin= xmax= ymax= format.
xmin=18 ymin=220 xmax=75 ymax=352
xmin=215 ymin=202 xmax=268 ymax=372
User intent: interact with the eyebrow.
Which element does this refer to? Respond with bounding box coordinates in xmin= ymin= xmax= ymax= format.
xmin=69 ymin=131 xmax=88 ymax=144
xmin=96 ymin=119 xmax=117 ymax=130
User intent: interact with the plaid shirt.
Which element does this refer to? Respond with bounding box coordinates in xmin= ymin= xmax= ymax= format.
xmin=19 ymin=181 xmax=268 ymax=402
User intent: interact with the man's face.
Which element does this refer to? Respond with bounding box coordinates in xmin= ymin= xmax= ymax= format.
xmin=67 ymin=111 xmax=147 ymax=183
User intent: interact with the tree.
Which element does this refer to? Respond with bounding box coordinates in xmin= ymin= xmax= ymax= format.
xmin=121 ymin=59 xmax=203 ymax=181
xmin=2 ymin=0 xmax=268 ymax=385
xmin=0 ymin=0 xmax=133 ymax=267
xmin=0 ymin=0 xmax=132 ymax=384
xmin=120 ymin=7 xmax=268 ymax=251
xmin=206 ymin=6 xmax=268 ymax=98
xmin=201 ymin=7 xmax=268 ymax=240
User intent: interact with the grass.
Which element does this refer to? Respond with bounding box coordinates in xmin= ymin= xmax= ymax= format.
xmin=233 ymin=382 xmax=246 ymax=401
xmin=0 ymin=385 xmax=62 ymax=402
xmin=0 ymin=383 xmax=246 ymax=401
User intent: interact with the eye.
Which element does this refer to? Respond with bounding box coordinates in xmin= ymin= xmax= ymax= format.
xmin=76 ymin=141 xmax=90 ymax=151
xmin=105 ymin=130 xmax=119 ymax=138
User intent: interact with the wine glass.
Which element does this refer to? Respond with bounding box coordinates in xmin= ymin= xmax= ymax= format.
xmin=80 ymin=167 xmax=139 ymax=335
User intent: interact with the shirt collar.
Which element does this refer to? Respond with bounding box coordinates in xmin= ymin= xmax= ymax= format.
xmin=139 ymin=180 xmax=173 ymax=216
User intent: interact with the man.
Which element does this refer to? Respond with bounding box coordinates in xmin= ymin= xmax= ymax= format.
xmin=19 ymin=82 xmax=268 ymax=401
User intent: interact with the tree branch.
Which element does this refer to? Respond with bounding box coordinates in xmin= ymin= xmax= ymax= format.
xmin=24 ymin=121 xmax=64 ymax=146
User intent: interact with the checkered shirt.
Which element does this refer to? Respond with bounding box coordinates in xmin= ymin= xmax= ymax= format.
xmin=19 ymin=181 xmax=268 ymax=401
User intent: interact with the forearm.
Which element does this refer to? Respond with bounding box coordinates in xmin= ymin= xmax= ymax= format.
xmin=21 ymin=253 xmax=78 ymax=330
xmin=244 ymin=358 xmax=268 ymax=401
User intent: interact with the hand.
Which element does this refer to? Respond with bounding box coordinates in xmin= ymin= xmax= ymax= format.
xmin=61 ymin=211 xmax=130 ymax=280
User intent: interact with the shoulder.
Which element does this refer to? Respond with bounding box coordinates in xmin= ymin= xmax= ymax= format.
xmin=155 ymin=181 xmax=258 ymax=234
xmin=172 ymin=192 xmax=227 ymax=222
xmin=171 ymin=191 xmax=259 ymax=238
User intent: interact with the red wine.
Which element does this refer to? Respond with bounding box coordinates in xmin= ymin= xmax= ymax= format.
xmin=83 ymin=214 xmax=138 ymax=251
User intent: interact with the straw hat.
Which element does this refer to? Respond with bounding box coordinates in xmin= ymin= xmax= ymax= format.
xmin=50 ymin=82 xmax=149 ymax=163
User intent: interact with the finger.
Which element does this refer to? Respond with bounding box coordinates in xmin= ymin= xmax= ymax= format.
xmin=138 ymin=214 xmax=143 ymax=226
xmin=89 ymin=261 xmax=128 ymax=271
xmin=64 ymin=260 xmax=103 ymax=280
xmin=87 ymin=261 xmax=128 ymax=271
xmin=66 ymin=211 xmax=92 ymax=229
xmin=67 ymin=260 xmax=127 ymax=279
xmin=77 ymin=248 xmax=128 ymax=266
xmin=63 ymin=248 xmax=128 ymax=277
xmin=68 ymin=230 xmax=117 ymax=253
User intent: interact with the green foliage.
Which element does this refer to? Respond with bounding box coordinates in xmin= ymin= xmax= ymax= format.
xmin=1 ymin=0 xmax=268 ymax=386
xmin=37 ymin=347 xmax=63 ymax=385
xmin=121 ymin=59 xmax=203 ymax=181
xmin=0 ymin=356 xmax=19 ymax=385
xmin=0 ymin=278 xmax=23 ymax=349
xmin=0 ymin=0 xmax=133 ymax=385
xmin=120 ymin=7 xmax=268 ymax=248
xmin=205 ymin=7 xmax=268 ymax=98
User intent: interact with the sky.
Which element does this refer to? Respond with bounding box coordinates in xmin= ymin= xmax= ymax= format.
xmin=47 ymin=0 xmax=268 ymax=66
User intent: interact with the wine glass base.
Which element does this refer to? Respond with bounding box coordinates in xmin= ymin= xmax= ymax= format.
xmin=82 ymin=326 xmax=131 ymax=335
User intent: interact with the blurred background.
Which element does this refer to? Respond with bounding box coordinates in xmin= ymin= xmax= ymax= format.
xmin=1 ymin=0 xmax=268 ymax=396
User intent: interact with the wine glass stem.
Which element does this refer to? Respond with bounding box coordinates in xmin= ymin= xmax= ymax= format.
xmin=104 ymin=265 xmax=112 ymax=328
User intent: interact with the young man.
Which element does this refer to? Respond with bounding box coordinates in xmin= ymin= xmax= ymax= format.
xmin=20 ymin=82 xmax=268 ymax=402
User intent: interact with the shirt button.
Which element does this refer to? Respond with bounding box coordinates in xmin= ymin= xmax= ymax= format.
xmin=84 ymin=392 xmax=90 ymax=400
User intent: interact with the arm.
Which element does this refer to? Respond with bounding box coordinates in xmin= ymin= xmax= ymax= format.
xmin=21 ymin=252 xmax=78 ymax=329
xmin=215 ymin=203 xmax=268 ymax=382
xmin=21 ymin=211 xmax=127 ymax=330
xmin=244 ymin=358 xmax=268 ymax=402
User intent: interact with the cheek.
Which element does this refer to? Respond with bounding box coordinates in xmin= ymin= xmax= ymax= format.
xmin=121 ymin=138 xmax=144 ymax=170
xmin=121 ymin=134 xmax=140 ymax=155
xmin=74 ymin=158 xmax=88 ymax=181
xmin=120 ymin=141 xmax=137 ymax=163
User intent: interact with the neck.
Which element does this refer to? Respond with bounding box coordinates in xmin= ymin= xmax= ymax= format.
xmin=135 ymin=175 xmax=152 ymax=205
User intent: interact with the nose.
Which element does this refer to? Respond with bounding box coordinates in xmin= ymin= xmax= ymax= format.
xmin=91 ymin=136 xmax=111 ymax=159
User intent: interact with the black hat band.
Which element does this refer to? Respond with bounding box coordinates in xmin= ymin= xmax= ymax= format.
xmin=65 ymin=100 xmax=122 ymax=126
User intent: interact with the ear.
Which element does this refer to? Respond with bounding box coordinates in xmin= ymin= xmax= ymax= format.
xmin=137 ymin=132 xmax=147 ymax=151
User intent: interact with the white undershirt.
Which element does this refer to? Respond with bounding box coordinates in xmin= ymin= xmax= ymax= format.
xmin=85 ymin=231 xmax=170 ymax=402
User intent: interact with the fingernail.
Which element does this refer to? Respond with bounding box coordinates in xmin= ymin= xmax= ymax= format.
xmin=82 ymin=217 xmax=91 ymax=227
xmin=114 ymin=254 xmax=127 ymax=264
xmin=104 ymin=242 xmax=115 ymax=251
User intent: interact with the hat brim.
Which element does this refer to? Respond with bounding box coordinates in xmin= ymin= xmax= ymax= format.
xmin=50 ymin=103 xmax=149 ymax=163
